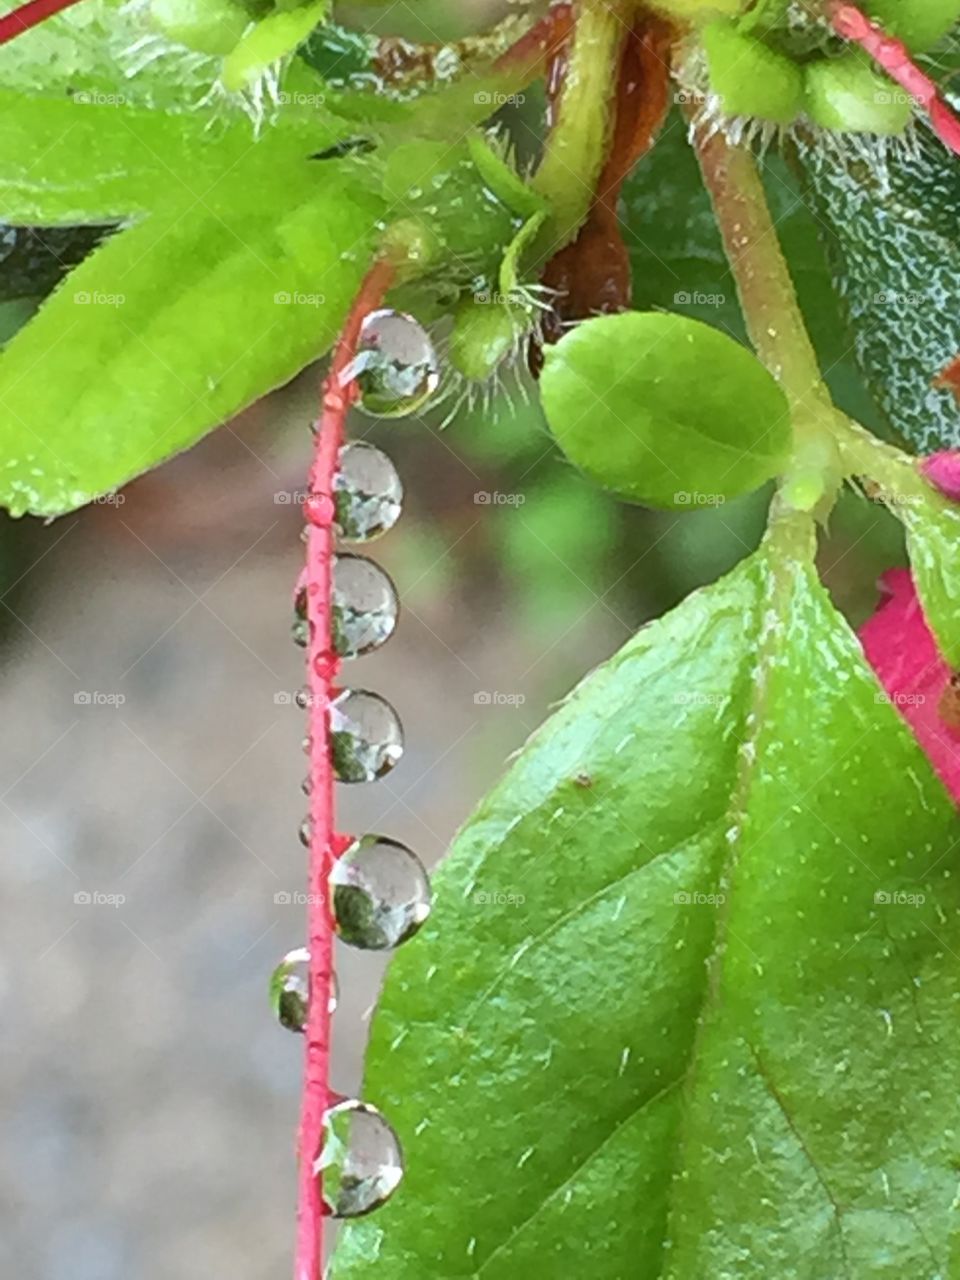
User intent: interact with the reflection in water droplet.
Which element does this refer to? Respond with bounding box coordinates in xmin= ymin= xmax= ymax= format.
xmin=330 ymin=690 xmax=404 ymax=783
xmin=332 ymin=555 xmax=399 ymax=658
xmin=351 ymin=309 xmax=440 ymax=418
xmin=269 ymin=948 xmax=337 ymax=1032
xmin=292 ymin=586 xmax=309 ymax=649
xmin=331 ymin=835 xmax=431 ymax=950
xmin=317 ymin=1099 xmax=404 ymax=1218
xmin=335 ymin=442 xmax=403 ymax=543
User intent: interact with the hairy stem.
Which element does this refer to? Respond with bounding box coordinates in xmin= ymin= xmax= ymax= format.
xmin=691 ymin=123 xmax=952 ymax=527
xmin=691 ymin=122 xmax=844 ymax=522
xmin=532 ymin=0 xmax=629 ymax=254
xmin=296 ymin=258 xmax=394 ymax=1280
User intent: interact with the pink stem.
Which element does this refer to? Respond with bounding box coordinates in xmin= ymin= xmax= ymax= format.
xmin=829 ymin=1 xmax=960 ymax=155
xmin=295 ymin=258 xmax=395 ymax=1280
xmin=0 ymin=0 xmax=86 ymax=45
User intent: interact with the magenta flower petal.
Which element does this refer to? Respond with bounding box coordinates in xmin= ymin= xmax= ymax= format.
xmin=920 ymin=450 xmax=960 ymax=503
xmin=859 ymin=569 xmax=960 ymax=801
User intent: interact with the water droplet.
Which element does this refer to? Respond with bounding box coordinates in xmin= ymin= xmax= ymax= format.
xmin=299 ymin=817 xmax=311 ymax=847
xmin=317 ymin=1099 xmax=404 ymax=1218
xmin=330 ymin=690 xmax=404 ymax=783
xmin=335 ymin=442 xmax=403 ymax=543
xmin=270 ymin=947 xmax=337 ymax=1032
xmin=331 ymin=835 xmax=431 ymax=950
xmin=292 ymin=586 xmax=309 ymax=649
xmin=350 ymin=310 xmax=440 ymax=418
xmin=332 ymin=555 xmax=399 ymax=658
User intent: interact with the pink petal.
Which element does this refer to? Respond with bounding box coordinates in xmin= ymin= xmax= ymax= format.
xmin=920 ymin=449 xmax=960 ymax=503
xmin=859 ymin=569 xmax=960 ymax=802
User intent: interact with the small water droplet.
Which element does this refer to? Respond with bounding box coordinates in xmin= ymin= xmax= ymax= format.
xmin=334 ymin=441 xmax=403 ymax=543
xmin=292 ymin=586 xmax=309 ymax=649
xmin=317 ymin=1099 xmax=404 ymax=1218
xmin=350 ymin=310 xmax=440 ymax=418
xmin=332 ymin=554 xmax=399 ymax=658
xmin=331 ymin=835 xmax=431 ymax=950
xmin=299 ymin=817 xmax=311 ymax=847
xmin=269 ymin=947 xmax=337 ymax=1033
xmin=330 ymin=690 xmax=404 ymax=783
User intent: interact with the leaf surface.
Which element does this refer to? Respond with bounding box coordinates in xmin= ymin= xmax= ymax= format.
xmin=796 ymin=128 xmax=960 ymax=452
xmin=0 ymin=157 xmax=384 ymax=515
xmin=540 ymin=310 xmax=791 ymax=508
xmin=333 ymin=539 xmax=960 ymax=1278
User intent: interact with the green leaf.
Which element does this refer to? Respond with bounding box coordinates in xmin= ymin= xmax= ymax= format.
xmin=540 ymin=311 xmax=791 ymax=509
xmin=333 ymin=542 xmax=960 ymax=1277
xmin=796 ymin=127 xmax=960 ymax=452
xmin=0 ymin=0 xmax=221 ymax=111
xmin=0 ymin=156 xmax=385 ymax=516
xmin=0 ymin=88 xmax=338 ymax=225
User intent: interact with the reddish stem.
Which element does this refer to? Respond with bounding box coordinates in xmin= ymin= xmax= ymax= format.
xmin=296 ymin=257 xmax=394 ymax=1280
xmin=0 ymin=0 xmax=85 ymax=45
xmin=829 ymin=1 xmax=960 ymax=155
xmin=494 ymin=0 xmax=573 ymax=75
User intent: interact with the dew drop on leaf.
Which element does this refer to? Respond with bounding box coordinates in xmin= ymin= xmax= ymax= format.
xmin=317 ymin=1099 xmax=404 ymax=1218
xmin=330 ymin=690 xmax=404 ymax=783
xmin=335 ymin=441 xmax=404 ymax=543
xmin=350 ymin=310 xmax=440 ymax=418
xmin=268 ymin=947 xmax=338 ymax=1033
xmin=331 ymin=835 xmax=432 ymax=950
xmin=332 ymin=554 xmax=399 ymax=658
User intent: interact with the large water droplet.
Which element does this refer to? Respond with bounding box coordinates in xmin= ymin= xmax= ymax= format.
xmin=317 ymin=1099 xmax=404 ymax=1218
xmin=330 ymin=690 xmax=404 ymax=783
xmin=335 ymin=442 xmax=403 ymax=543
xmin=351 ymin=309 xmax=440 ymax=418
xmin=332 ymin=554 xmax=398 ymax=658
xmin=269 ymin=947 xmax=338 ymax=1032
xmin=331 ymin=835 xmax=431 ymax=950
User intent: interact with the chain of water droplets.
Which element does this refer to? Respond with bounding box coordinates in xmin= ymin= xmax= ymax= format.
xmin=268 ymin=261 xmax=442 ymax=1279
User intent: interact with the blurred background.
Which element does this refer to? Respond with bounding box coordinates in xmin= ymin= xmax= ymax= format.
xmin=0 ymin=0 xmax=913 ymax=1276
